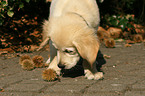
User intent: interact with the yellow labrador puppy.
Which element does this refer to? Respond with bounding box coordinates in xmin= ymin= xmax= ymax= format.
xmin=39 ymin=0 xmax=104 ymax=80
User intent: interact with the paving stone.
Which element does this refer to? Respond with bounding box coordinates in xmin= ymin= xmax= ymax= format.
xmin=87 ymin=82 xmax=127 ymax=92
xmin=133 ymin=68 xmax=145 ymax=76
xmin=45 ymin=84 xmax=87 ymax=93
xmin=0 ymin=43 xmax=145 ymax=96
xmin=100 ymin=76 xmax=138 ymax=85
xmin=125 ymin=91 xmax=145 ymax=96
xmin=20 ymin=78 xmax=55 ymax=85
xmin=132 ymin=80 xmax=145 ymax=89
xmin=0 ymin=75 xmax=23 ymax=85
xmin=0 ymin=84 xmax=5 ymax=88
xmin=115 ymin=64 xmax=144 ymax=72
xmin=83 ymin=92 xmax=124 ymax=96
xmin=5 ymin=84 xmax=45 ymax=92
xmin=0 ymin=92 xmax=33 ymax=96
xmin=58 ymin=76 xmax=97 ymax=85
xmin=37 ymin=92 xmax=82 ymax=96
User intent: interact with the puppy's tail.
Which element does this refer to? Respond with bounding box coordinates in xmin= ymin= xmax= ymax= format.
xmin=37 ymin=37 xmax=50 ymax=51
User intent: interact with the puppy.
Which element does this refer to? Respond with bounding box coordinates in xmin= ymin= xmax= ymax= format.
xmin=38 ymin=0 xmax=103 ymax=80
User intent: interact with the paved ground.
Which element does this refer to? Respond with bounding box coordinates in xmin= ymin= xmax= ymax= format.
xmin=0 ymin=42 xmax=145 ymax=96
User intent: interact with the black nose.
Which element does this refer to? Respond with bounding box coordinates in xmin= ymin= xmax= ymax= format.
xmin=58 ymin=64 xmax=65 ymax=69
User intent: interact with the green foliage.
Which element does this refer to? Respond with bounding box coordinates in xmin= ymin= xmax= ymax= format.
xmin=106 ymin=15 xmax=135 ymax=31
xmin=0 ymin=0 xmax=30 ymax=26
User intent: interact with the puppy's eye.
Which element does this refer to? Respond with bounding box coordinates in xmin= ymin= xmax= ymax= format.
xmin=63 ymin=48 xmax=77 ymax=56
xmin=64 ymin=50 xmax=73 ymax=53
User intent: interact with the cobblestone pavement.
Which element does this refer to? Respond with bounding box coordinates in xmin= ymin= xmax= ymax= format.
xmin=0 ymin=42 xmax=145 ymax=96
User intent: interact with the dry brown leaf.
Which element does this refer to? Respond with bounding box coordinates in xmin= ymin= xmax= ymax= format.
xmin=123 ymin=31 xmax=130 ymax=39
xmin=0 ymin=51 xmax=8 ymax=55
xmin=103 ymin=54 xmax=111 ymax=59
xmin=125 ymin=44 xmax=132 ymax=47
xmin=134 ymin=24 xmax=145 ymax=34
xmin=126 ymin=40 xmax=135 ymax=44
xmin=104 ymin=38 xmax=115 ymax=48
xmin=133 ymin=34 xmax=143 ymax=43
xmin=29 ymin=45 xmax=39 ymax=51
xmin=107 ymin=27 xmax=122 ymax=39
xmin=97 ymin=26 xmax=110 ymax=41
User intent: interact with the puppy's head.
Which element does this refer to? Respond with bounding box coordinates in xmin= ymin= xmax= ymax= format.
xmin=50 ymin=25 xmax=99 ymax=69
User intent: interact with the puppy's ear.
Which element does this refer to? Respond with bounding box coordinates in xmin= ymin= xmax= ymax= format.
xmin=73 ymin=32 xmax=99 ymax=66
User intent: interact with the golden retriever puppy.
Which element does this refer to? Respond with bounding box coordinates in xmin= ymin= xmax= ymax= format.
xmin=39 ymin=0 xmax=103 ymax=80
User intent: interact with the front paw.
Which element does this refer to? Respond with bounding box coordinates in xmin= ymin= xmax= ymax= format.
xmin=84 ymin=69 xmax=95 ymax=80
xmin=42 ymin=68 xmax=58 ymax=81
xmin=84 ymin=70 xmax=103 ymax=80
xmin=94 ymin=72 xmax=104 ymax=80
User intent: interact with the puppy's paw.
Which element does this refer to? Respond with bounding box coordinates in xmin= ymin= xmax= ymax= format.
xmin=42 ymin=68 xmax=58 ymax=81
xmin=84 ymin=69 xmax=95 ymax=80
xmin=94 ymin=72 xmax=104 ymax=80
xmin=84 ymin=70 xmax=103 ymax=80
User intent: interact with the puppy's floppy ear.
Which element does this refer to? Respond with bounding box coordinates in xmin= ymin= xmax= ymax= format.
xmin=73 ymin=31 xmax=99 ymax=66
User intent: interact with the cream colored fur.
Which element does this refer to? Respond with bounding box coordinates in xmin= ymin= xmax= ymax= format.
xmin=41 ymin=0 xmax=103 ymax=80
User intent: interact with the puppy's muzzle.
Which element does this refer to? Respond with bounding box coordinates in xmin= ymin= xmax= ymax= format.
xmin=58 ymin=63 xmax=65 ymax=69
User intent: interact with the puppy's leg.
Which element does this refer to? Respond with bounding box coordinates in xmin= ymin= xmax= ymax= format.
xmin=42 ymin=40 xmax=61 ymax=81
xmin=45 ymin=57 xmax=50 ymax=64
xmin=92 ymin=62 xmax=103 ymax=80
xmin=83 ymin=60 xmax=94 ymax=80
xmin=45 ymin=40 xmax=61 ymax=75
xmin=83 ymin=60 xmax=103 ymax=80
xmin=46 ymin=56 xmax=61 ymax=75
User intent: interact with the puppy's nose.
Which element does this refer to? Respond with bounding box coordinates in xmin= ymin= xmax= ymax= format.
xmin=58 ymin=64 xmax=65 ymax=69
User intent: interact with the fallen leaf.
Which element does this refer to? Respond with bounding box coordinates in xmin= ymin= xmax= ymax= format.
xmin=126 ymin=40 xmax=135 ymax=44
xmin=29 ymin=45 xmax=39 ymax=51
xmin=133 ymin=34 xmax=143 ymax=43
xmin=0 ymin=51 xmax=8 ymax=55
xmin=125 ymin=44 xmax=132 ymax=47
xmin=104 ymin=38 xmax=115 ymax=48
xmin=103 ymin=54 xmax=111 ymax=59
xmin=97 ymin=26 xmax=110 ymax=41
xmin=107 ymin=27 xmax=122 ymax=39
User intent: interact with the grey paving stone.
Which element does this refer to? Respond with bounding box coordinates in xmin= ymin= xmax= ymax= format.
xmin=100 ymin=76 xmax=138 ymax=85
xmin=5 ymin=84 xmax=45 ymax=92
xmin=125 ymin=91 xmax=145 ymax=96
xmin=58 ymin=77 xmax=97 ymax=85
xmin=133 ymin=68 xmax=145 ymax=76
xmin=20 ymin=78 xmax=55 ymax=85
xmin=37 ymin=92 xmax=82 ymax=96
xmin=0 ymin=92 xmax=33 ymax=96
xmin=0 ymin=43 xmax=145 ymax=96
xmin=45 ymin=84 xmax=87 ymax=93
xmin=87 ymin=82 xmax=127 ymax=92
xmin=83 ymin=92 xmax=124 ymax=96
xmin=0 ymin=75 xmax=23 ymax=85
xmin=132 ymin=80 xmax=145 ymax=89
xmin=114 ymin=64 xmax=144 ymax=72
xmin=0 ymin=84 xmax=5 ymax=88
